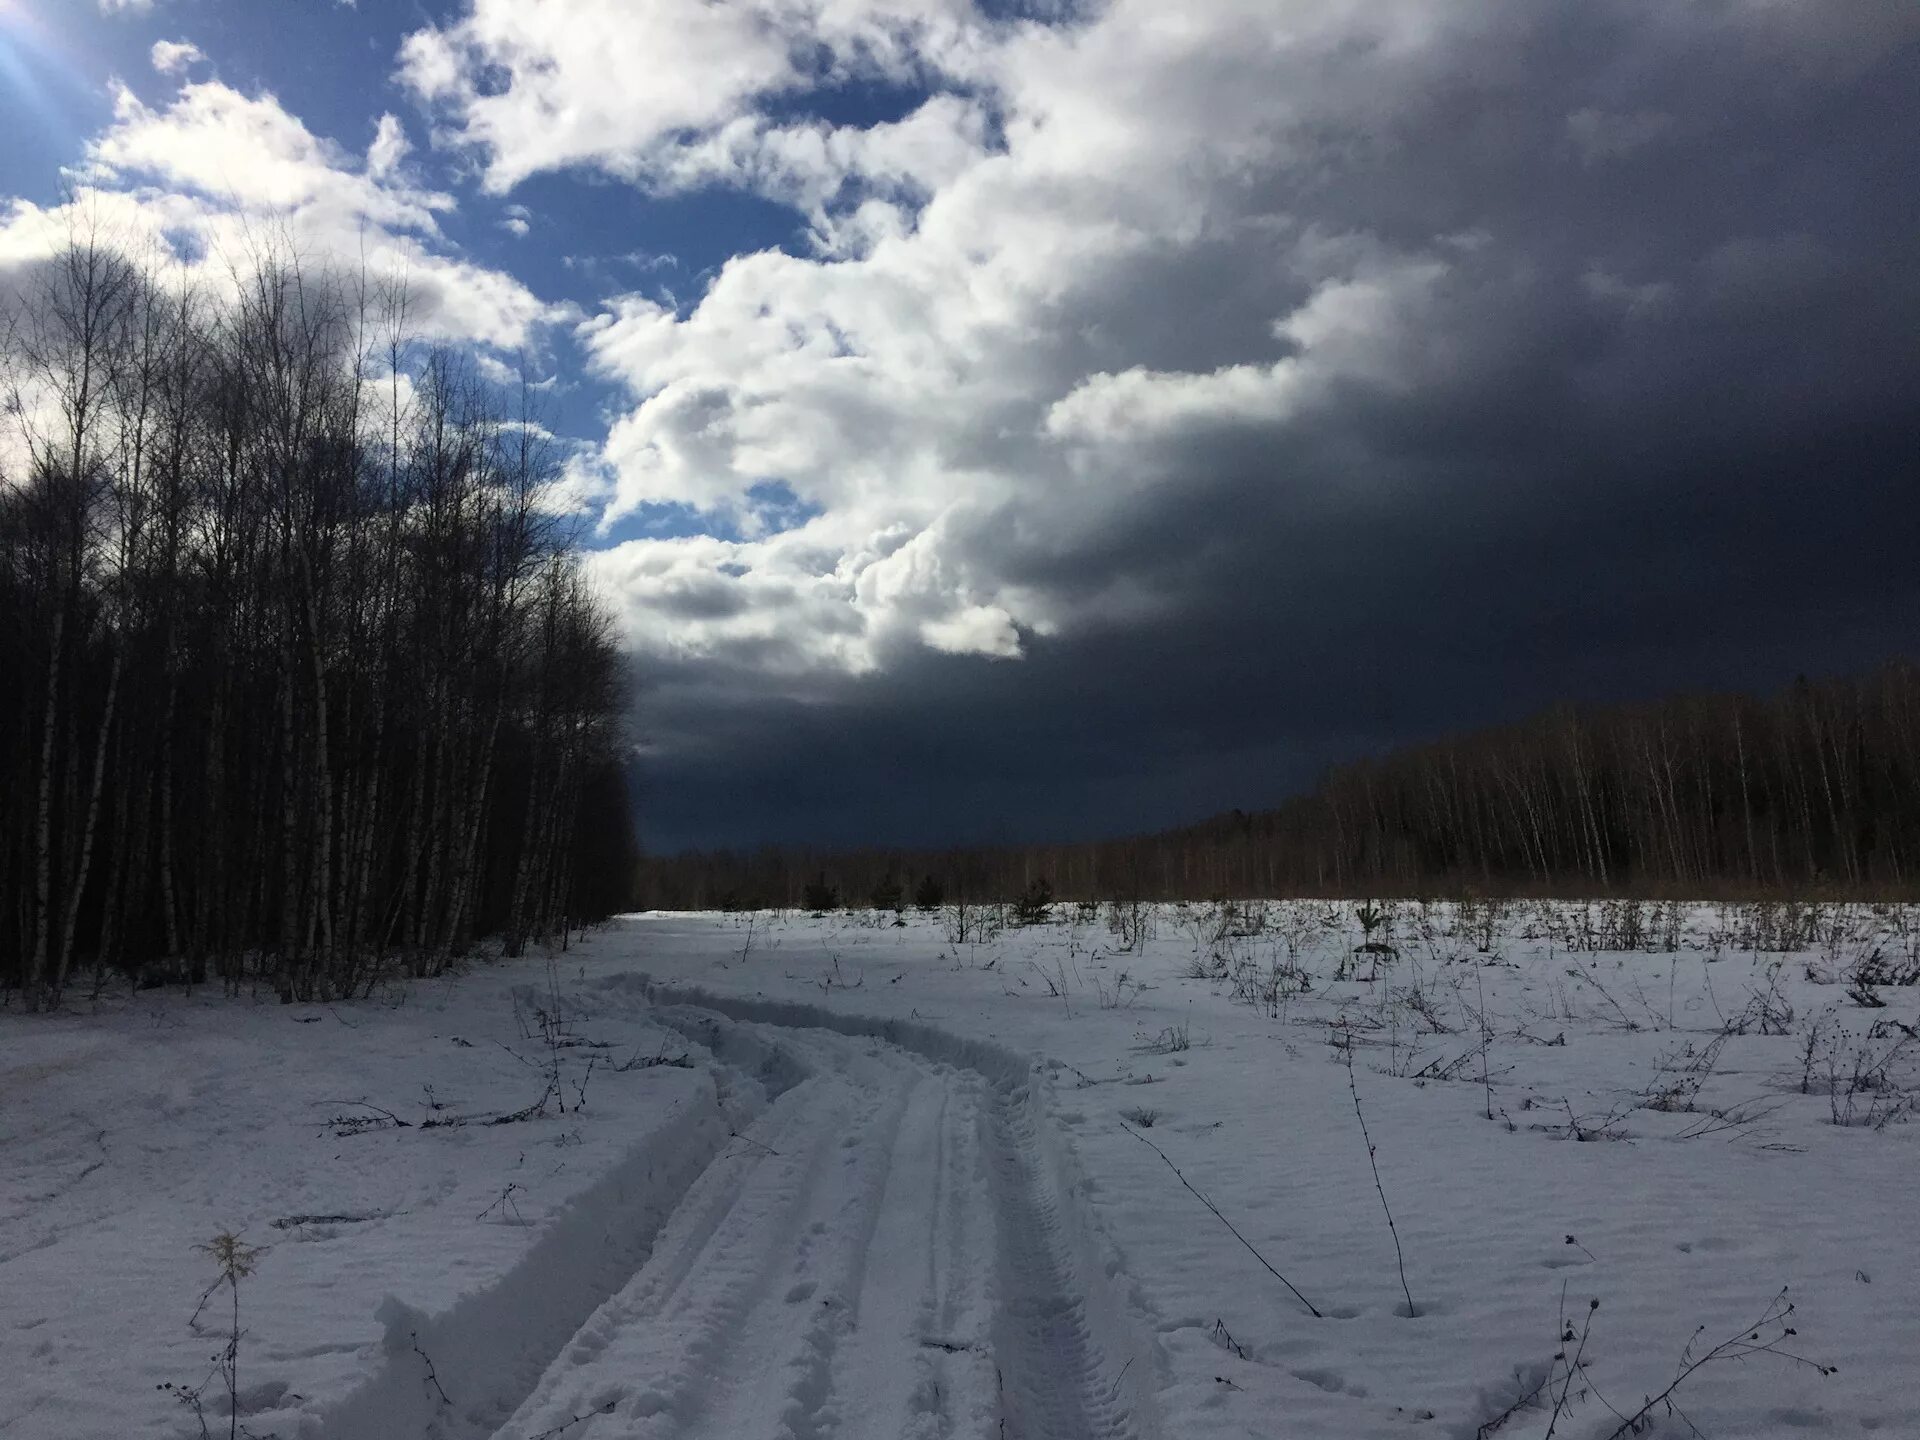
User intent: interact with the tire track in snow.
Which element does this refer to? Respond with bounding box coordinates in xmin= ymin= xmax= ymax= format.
xmin=983 ymin=1087 xmax=1140 ymax=1440
xmin=636 ymin=988 xmax=1155 ymax=1440
xmin=670 ymin=1067 xmax=905 ymax=1439
xmin=836 ymin=1070 xmax=988 ymax=1440
xmin=488 ymin=1045 xmax=905 ymax=1438
xmin=324 ymin=988 xmax=1153 ymax=1440
xmin=309 ymin=1087 xmax=736 ymax=1440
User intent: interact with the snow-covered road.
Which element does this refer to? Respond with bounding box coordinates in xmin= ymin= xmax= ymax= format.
xmin=479 ymin=1002 xmax=1144 ymax=1440
xmin=299 ymin=990 xmax=1151 ymax=1440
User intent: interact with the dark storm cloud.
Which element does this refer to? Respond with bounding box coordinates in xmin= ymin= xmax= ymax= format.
xmin=624 ymin=1 xmax=1920 ymax=850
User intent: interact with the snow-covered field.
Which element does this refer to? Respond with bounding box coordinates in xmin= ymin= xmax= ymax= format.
xmin=4 ymin=899 xmax=1917 ymax=1440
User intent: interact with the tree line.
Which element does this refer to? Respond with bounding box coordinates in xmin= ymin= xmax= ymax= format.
xmin=637 ymin=662 xmax=1920 ymax=909
xmin=1 ymin=227 xmax=636 ymax=1010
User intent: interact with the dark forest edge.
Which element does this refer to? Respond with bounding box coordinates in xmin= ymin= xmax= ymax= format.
xmin=2 ymin=225 xmax=636 ymax=1012
xmin=640 ymin=660 xmax=1920 ymax=911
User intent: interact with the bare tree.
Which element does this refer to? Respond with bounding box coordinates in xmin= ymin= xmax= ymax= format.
xmin=2 ymin=233 xmax=635 ymax=1009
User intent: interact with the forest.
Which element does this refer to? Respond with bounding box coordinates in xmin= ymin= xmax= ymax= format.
xmin=638 ymin=662 xmax=1920 ymax=910
xmin=1 ymin=228 xmax=636 ymax=1010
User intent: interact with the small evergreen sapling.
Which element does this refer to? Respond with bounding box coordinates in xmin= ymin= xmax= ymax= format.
xmin=1013 ymin=876 xmax=1055 ymax=926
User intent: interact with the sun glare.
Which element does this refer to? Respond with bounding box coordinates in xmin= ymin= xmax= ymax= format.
xmin=0 ymin=1 xmax=47 ymax=63
xmin=0 ymin=3 xmax=68 ymax=59
xmin=0 ymin=0 xmax=82 ymax=151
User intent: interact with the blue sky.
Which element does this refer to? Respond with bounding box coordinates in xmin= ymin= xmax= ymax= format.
xmin=0 ymin=0 xmax=840 ymax=552
xmin=3 ymin=1 xmax=1915 ymax=850
xmin=0 ymin=0 xmax=853 ymax=544
xmin=0 ymin=2 xmax=823 ymax=283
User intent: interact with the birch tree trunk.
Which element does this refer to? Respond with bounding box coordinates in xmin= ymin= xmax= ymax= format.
xmin=26 ymin=610 xmax=65 ymax=1012
xmin=52 ymin=646 xmax=121 ymax=1002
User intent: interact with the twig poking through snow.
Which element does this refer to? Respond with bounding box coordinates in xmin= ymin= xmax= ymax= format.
xmin=728 ymin=1129 xmax=781 ymax=1157
xmin=411 ymin=1332 xmax=451 ymax=1407
xmin=1597 ymin=1287 xmax=1834 ymax=1440
xmin=528 ymin=1399 xmax=618 ymax=1437
xmin=316 ymin=1099 xmax=411 ymax=1136
xmin=1544 ymin=1293 xmax=1599 ymax=1438
xmin=1120 ymin=1121 xmax=1323 ymax=1318
xmin=476 ymin=1183 xmax=525 ymax=1225
xmin=1345 ymin=1043 xmax=1418 ymax=1317
xmin=1473 ymin=1364 xmax=1554 ymax=1439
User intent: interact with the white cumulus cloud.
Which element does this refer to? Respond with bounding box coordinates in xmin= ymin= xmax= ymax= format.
xmin=399 ymin=0 xmax=1467 ymax=668
xmin=149 ymin=40 xmax=204 ymax=76
xmin=1 ymin=81 xmax=558 ymax=350
xmin=396 ymin=0 xmax=1920 ymax=684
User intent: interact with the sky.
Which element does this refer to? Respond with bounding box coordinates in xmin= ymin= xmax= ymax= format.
xmin=2 ymin=1 xmax=1916 ymax=852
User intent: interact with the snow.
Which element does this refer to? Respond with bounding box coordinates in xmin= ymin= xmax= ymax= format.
xmin=3 ymin=901 xmax=1917 ymax=1439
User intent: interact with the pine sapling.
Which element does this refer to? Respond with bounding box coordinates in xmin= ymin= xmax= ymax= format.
xmin=191 ymin=1232 xmax=267 ymax=1440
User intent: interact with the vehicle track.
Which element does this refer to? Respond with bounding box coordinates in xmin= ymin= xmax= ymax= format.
xmin=485 ymin=1000 xmax=1151 ymax=1440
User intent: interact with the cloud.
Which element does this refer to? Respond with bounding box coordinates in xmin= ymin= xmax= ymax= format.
xmin=149 ymin=40 xmax=204 ymax=76
xmin=99 ymin=0 xmax=156 ymax=13
xmin=533 ymin=2 xmax=1504 ymax=671
xmin=398 ymin=0 xmax=982 ymax=195
xmin=543 ymin=2 xmax=1918 ymax=666
xmin=366 ymin=113 xmax=410 ymax=180
xmin=1 ymin=79 xmax=557 ymax=350
xmin=1565 ymin=107 xmax=1671 ymax=164
xmin=407 ymin=0 xmax=1919 ymax=847
xmin=90 ymin=81 xmax=447 ymax=230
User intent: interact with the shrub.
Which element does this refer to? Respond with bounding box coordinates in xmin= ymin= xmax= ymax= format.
xmin=1106 ymin=895 xmax=1154 ymax=949
xmin=801 ymin=874 xmax=839 ymax=913
xmin=1012 ymin=876 xmax=1055 ymax=926
xmin=914 ymin=874 xmax=945 ymax=910
xmin=870 ymin=875 xmax=905 ymax=913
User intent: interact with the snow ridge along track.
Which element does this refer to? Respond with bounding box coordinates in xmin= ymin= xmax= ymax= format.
xmin=314 ymin=978 xmax=1157 ymax=1440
